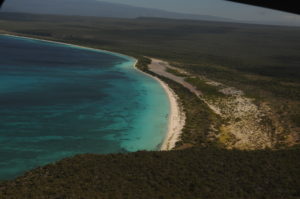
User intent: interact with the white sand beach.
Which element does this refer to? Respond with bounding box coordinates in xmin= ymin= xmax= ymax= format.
xmin=157 ymin=79 xmax=186 ymax=150
xmin=136 ymin=59 xmax=186 ymax=151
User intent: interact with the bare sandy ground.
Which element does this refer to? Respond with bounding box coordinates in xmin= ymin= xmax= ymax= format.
xmin=149 ymin=58 xmax=203 ymax=97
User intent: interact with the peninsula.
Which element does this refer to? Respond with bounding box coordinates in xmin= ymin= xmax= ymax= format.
xmin=0 ymin=12 xmax=299 ymax=199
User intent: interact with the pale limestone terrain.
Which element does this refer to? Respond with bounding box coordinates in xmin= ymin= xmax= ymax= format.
xmin=149 ymin=58 xmax=288 ymax=150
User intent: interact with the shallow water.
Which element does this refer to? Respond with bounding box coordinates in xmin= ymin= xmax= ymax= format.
xmin=0 ymin=35 xmax=169 ymax=180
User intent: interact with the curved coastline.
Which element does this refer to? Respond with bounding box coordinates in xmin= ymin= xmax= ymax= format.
xmin=133 ymin=64 xmax=185 ymax=150
xmin=1 ymin=33 xmax=185 ymax=151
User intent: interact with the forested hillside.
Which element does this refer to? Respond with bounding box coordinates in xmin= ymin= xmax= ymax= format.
xmin=1 ymin=147 xmax=300 ymax=199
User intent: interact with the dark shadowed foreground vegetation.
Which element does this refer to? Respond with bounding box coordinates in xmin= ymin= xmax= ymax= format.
xmin=1 ymin=147 xmax=300 ymax=199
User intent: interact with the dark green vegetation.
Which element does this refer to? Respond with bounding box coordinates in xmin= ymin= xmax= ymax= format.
xmin=1 ymin=13 xmax=300 ymax=198
xmin=166 ymin=78 xmax=221 ymax=148
xmin=1 ymin=147 xmax=300 ymax=199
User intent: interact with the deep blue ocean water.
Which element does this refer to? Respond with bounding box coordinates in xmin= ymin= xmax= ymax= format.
xmin=0 ymin=35 xmax=169 ymax=180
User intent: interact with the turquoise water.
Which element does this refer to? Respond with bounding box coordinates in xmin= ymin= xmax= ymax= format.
xmin=0 ymin=35 xmax=169 ymax=180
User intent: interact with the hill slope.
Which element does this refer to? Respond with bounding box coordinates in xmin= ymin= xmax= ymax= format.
xmin=1 ymin=0 xmax=231 ymax=22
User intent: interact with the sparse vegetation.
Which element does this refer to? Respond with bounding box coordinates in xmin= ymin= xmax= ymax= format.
xmin=165 ymin=68 xmax=187 ymax=77
xmin=185 ymin=77 xmax=225 ymax=97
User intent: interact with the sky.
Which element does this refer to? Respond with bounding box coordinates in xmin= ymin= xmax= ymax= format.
xmin=100 ymin=0 xmax=300 ymax=26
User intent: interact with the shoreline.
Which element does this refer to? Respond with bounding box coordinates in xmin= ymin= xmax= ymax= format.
xmin=1 ymin=33 xmax=136 ymax=62
xmin=157 ymin=79 xmax=185 ymax=150
xmin=133 ymin=63 xmax=186 ymax=151
xmin=0 ymin=33 xmax=185 ymax=151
